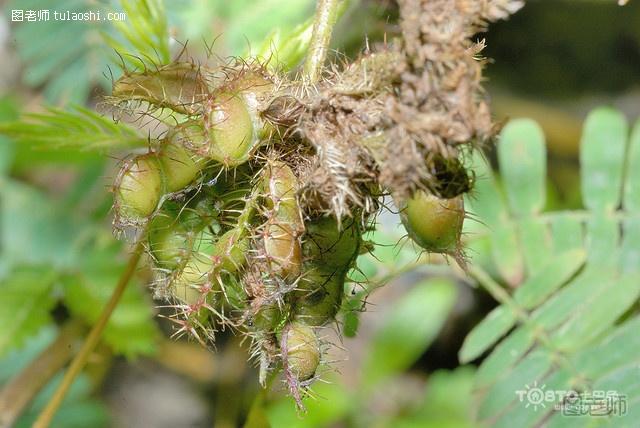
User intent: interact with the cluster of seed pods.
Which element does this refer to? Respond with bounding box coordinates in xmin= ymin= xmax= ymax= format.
xmin=109 ymin=61 xmax=369 ymax=402
xmin=109 ymin=58 xmax=466 ymax=406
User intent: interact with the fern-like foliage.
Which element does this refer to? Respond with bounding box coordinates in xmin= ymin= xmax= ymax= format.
xmin=0 ymin=105 xmax=146 ymax=151
xmin=102 ymin=0 xmax=172 ymax=70
xmin=460 ymin=108 xmax=640 ymax=427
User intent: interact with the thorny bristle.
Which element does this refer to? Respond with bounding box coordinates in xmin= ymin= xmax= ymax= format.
xmin=378 ymin=0 xmax=523 ymax=198
xmin=295 ymin=76 xmax=386 ymax=219
xmin=286 ymin=0 xmax=523 ymax=206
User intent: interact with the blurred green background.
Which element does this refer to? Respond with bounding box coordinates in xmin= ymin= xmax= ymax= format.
xmin=0 ymin=1 xmax=639 ymax=427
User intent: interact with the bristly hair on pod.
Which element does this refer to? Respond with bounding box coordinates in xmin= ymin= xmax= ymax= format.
xmin=278 ymin=6 xmax=476 ymax=216
xmin=107 ymin=59 xmax=214 ymax=117
xmin=375 ymin=0 xmax=524 ymax=199
xmin=293 ymin=51 xmax=397 ymax=220
xmin=269 ymin=0 xmax=524 ymax=211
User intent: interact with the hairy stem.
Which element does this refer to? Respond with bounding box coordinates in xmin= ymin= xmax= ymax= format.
xmin=33 ymin=236 xmax=147 ymax=428
xmin=0 ymin=322 xmax=84 ymax=428
xmin=303 ymin=0 xmax=342 ymax=83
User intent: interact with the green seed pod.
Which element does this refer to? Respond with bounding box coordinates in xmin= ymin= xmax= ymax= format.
xmin=303 ymin=216 xmax=361 ymax=269
xmin=263 ymin=160 xmax=303 ymax=224
xmin=169 ymin=226 xmax=250 ymax=306
xmin=112 ymin=62 xmax=209 ymax=115
xmin=208 ymin=71 xmax=275 ymax=165
xmin=172 ymin=276 xmax=206 ymax=307
xmin=251 ymin=302 xmax=288 ymax=332
xmin=262 ymin=161 xmax=304 ymax=278
xmin=229 ymin=71 xmax=275 ymax=139
xmin=148 ymin=214 xmax=216 ymax=270
xmin=148 ymin=193 xmax=222 ymax=270
xmin=264 ymin=221 xmax=302 ymax=278
xmin=282 ymin=322 xmax=320 ymax=381
xmin=290 ymin=216 xmax=361 ymax=326
xmin=294 ymin=267 xmax=343 ymax=326
xmin=175 ymin=251 xmax=215 ymax=287
xmin=170 ymin=248 xmax=216 ymax=306
xmin=398 ymin=190 xmax=464 ymax=252
xmin=148 ymin=214 xmax=189 ymax=269
xmin=206 ymin=91 xmax=255 ymax=166
xmin=171 ymin=120 xmax=208 ymax=155
xmin=172 ymin=109 xmax=255 ymax=168
xmin=158 ymin=135 xmax=208 ymax=193
xmin=211 ymin=229 xmax=249 ymax=273
xmin=163 ymin=70 xmax=274 ymax=167
xmin=114 ymin=153 xmax=164 ymax=222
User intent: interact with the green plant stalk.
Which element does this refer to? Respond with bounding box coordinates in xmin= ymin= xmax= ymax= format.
xmin=33 ymin=236 xmax=147 ymax=428
xmin=365 ymin=258 xmax=457 ymax=293
xmin=303 ymin=0 xmax=341 ymax=83
xmin=0 ymin=322 xmax=83 ymax=428
xmin=235 ymin=187 xmax=261 ymax=239
xmin=469 ymin=265 xmax=589 ymax=389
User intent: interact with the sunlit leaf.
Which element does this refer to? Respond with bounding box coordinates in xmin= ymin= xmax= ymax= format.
xmin=498 ymin=119 xmax=547 ymax=215
xmin=580 ymin=107 xmax=628 ymax=211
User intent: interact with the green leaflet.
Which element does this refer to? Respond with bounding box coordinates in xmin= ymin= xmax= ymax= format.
xmin=498 ymin=119 xmax=547 ymax=216
xmin=462 ymin=108 xmax=640 ymax=427
xmin=459 ymin=249 xmax=586 ymax=363
xmin=580 ymin=108 xmax=628 ymax=212
xmin=0 ymin=267 xmax=58 ymax=357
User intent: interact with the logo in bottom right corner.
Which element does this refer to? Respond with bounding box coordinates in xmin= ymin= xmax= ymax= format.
xmin=515 ymin=383 xmax=628 ymax=417
xmin=555 ymin=390 xmax=627 ymax=417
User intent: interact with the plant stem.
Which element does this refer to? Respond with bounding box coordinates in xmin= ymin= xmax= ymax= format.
xmin=468 ymin=265 xmax=529 ymax=320
xmin=469 ymin=265 xmax=588 ymax=387
xmin=365 ymin=256 xmax=455 ymax=293
xmin=0 ymin=322 xmax=83 ymax=428
xmin=33 ymin=237 xmax=146 ymax=428
xmin=303 ymin=0 xmax=342 ymax=83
